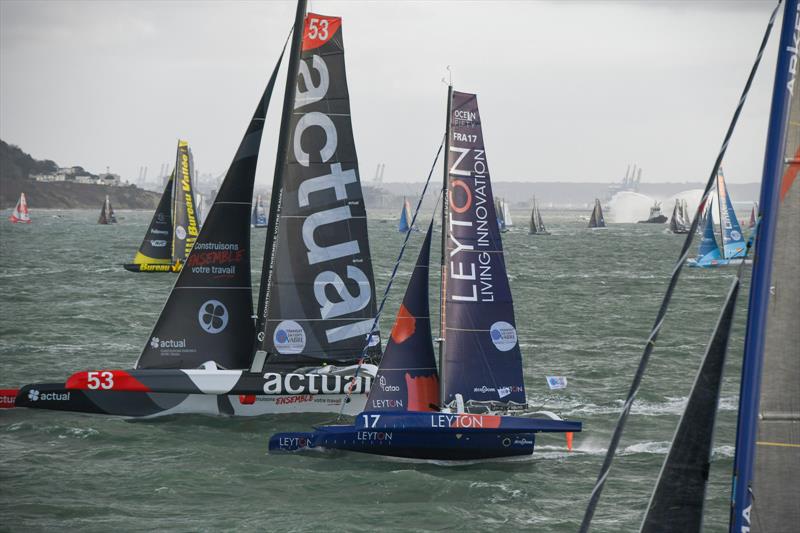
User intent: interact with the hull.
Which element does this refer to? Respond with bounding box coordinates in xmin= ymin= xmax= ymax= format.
xmin=686 ymin=257 xmax=753 ymax=268
xmin=270 ymin=410 xmax=581 ymax=461
xmin=14 ymin=383 xmax=366 ymax=418
xmin=122 ymin=263 xmax=180 ymax=273
xmin=638 ymin=216 xmax=668 ymax=224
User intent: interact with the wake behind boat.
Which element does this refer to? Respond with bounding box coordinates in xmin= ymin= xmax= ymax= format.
xmin=14 ymin=5 xmax=381 ymax=418
xmin=270 ymin=88 xmax=580 ymax=460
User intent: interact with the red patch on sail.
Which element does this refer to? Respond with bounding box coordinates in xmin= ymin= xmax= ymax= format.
xmin=780 ymin=145 xmax=800 ymax=201
xmin=405 ymin=374 xmax=439 ymax=412
xmin=302 ymin=13 xmax=341 ymax=51
xmin=390 ymin=304 xmax=416 ymax=344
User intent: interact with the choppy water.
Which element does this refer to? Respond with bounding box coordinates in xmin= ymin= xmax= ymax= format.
xmin=0 ymin=208 xmax=749 ymax=532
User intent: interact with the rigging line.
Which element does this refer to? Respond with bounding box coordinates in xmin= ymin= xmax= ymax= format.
xmin=335 ymin=133 xmax=447 ymax=420
xmin=578 ymin=3 xmax=782 ymax=531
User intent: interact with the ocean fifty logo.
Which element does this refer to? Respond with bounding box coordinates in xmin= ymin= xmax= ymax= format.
xmin=489 ymin=321 xmax=518 ymax=352
xmin=273 ymin=320 xmax=306 ymax=354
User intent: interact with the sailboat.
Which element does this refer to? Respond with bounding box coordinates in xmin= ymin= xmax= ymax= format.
xmin=195 ymin=192 xmax=205 ymax=228
xmin=97 ymin=195 xmax=117 ymax=224
xmin=269 ymin=88 xmax=580 ymax=460
xmin=579 ymin=2 xmax=798 ymax=530
xmin=13 ymin=5 xmax=380 ymax=417
xmin=588 ymin=198 xmax=606 ymax=228
xmin=638 ymin=201 xmax=667 ymax=223
xmin=495 ymin=198 xmax=509 ymax=232
xmin=748 ymin=201 xmax=758 ymax=228
xmin=669 ymin=199 xmax=690 ymax=234
xmin=397 ymin=197 xmax=413 ymax=233
xmin=687 ymin=168 xmax=750 ymax=267
xmin=123 ymin=140 xmax=199 ymax=272
xmin=8 ymin=192 xmax=31 ymax=224
xmin=529 ymin=196 xmax=550 ymax=235
xmin=251 ymin=194 xmax=267 ymax=227
xmin=502 ymin=199 xmax=514 ymax=228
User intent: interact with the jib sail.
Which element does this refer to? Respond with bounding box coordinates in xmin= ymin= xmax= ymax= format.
xmin=135 ymin=48 xmax=285 ymax=370
xmin=589 ymin=199 xmax=605 ymax=228
xmin=171 ymin=140 xmax=200 ymax=264
xmin=367 ymin=223 xmax=438 ymax=412
xmin=441 ymin=90 xmax=526 ymax=407
xmin=259 ymin=13 xmax=379 ymax=366
xmin=131 ymin=176 xmax=174 ymax=265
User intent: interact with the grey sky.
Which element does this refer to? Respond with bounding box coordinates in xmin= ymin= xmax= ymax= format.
xmin=0 ymin=1 xmax=781 ymax=185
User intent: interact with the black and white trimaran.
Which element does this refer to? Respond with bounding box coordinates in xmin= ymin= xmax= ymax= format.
xmin=123 ymin=140 xmax=199 ymax=273
xmin=13 ymin=2 xmax=382 ymax=417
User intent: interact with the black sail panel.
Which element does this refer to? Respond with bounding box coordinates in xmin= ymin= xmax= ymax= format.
xmin=135 ymin=50 xmax=285 ymax=370
xmin=640 ymin=279 xmax=740 ymax=533
xmin=171 ymin=141 xmax=199 ymax=264
xmin=132 ymin=176 xmax=174 ymax=265
xmin=262 ymin=14 xmax=379 ymax=366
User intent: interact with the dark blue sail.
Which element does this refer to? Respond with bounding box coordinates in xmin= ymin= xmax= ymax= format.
xmin=367 ymin=223 xmax=439 ymax=412
xmin=442 ymin=91 xmax=525 ymax=407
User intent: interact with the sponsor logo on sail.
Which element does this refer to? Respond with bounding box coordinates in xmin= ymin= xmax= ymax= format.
xmin=150 ymin=229 xmax=169 ymax=235
xmin=273 ymin=320 xmax=306 ymax=354
xmin=730 ymin=230 xmax=741 ymax=241
xmin=262 ymin=372 xmax=370 ymax=395
xmin=27 ymin=389 xmax=70 ymax=402
xmin=371 ymin=399 xmax=403 ymax=409
xmin=176 ymin=225 xmax=187 ymax=241
xmin=379 ymin=375 xmax=399 ymax=392
xmin=198 ymin=300 xmax=229 ymax=334
xmin=150 ymin=337 xmax=187 ymax=349
xmin=489 ymin=321 xmax=517 ymax=352
xmin=156 ymin=213 xmax=167 ymax=224
xmin=356 ymin=431 xmax=392 ymax=442
xmin=149 ymin=240 xmax=167 ymax=248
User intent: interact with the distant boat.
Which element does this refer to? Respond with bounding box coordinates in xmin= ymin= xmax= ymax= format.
xmin=687 ymin=168 xmax=749 ymax=267
xmin=529 ymin=197 xmax=550 ymax=235
xmin=495 ymin=198 xmax=509 ymax=232
xmin=196 ymin=192 xmax=205 ymax=228
xmin=123 ymin=140 xmax=199 ymax=273
xmin=270 ymin=87 xmax=580 ymax=460
xmin=668 ymin=199 xmax=690 ymax=234
xmin=638 ymin=201 xmax=667 ymax=224
xmin=8 ymin=192 xmax=31 ymax=224
xmin=251 ymin=194 xmax=267 ymax=228
xmin=588 ymin=198 xmax=606 ymax=228
xmin=97 ymin=195 xmax=117 ymax=225
xmin=502 ymin=199 xmax=514 ymax=228
xmin=748 ymin=201 xmax=758 ymax=228
xmin=397 ymin=196 xmax=413 ymax=233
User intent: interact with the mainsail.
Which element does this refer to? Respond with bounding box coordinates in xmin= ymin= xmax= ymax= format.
xmin=502 ymin=200 xmax=514 ymax=227
xmin=367 ymin=223 xmax=438 ymax=412
xmin=171 ymin=140 xmax=199 ymax=265
xmin=8 ymin=193 xmax=31 ymax=223
xmin=715 ymin=168 xmax=746 ymax=258
xmin=257 ymin=13 xmax=380 ymax=367
xmin=135 ymin=47 xmax=285 ymax=370
xmin=442 ymin=90 xmax=526 ymax=407
xmin=129 ymin=176 xmax=174 ymax=267
xmin=589 ymin=198 xmax=606 ymax=228
xmin=398 ymin=197 xmax=412 ymax=233
xmin=251 ymin=194 xmax=267 ymax=227
xmin=98 ymin=195 xmax=117 ymax=224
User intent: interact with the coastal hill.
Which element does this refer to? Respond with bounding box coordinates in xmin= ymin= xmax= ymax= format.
xmin=0 ymin=140 xmax=160 ymax=209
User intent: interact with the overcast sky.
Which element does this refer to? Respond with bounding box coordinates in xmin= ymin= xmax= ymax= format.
xmin=0 ymin=1 xmax=783 ymax=185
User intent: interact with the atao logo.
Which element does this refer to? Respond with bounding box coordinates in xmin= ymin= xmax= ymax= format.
xmin=198 ymin=300 xmax=229 ymax=334
xmin=379 ymin=375 xmax=399 ymax=392
xmin=489 ymin=321 xmax=517 ymax=352
xmin=273 ymin=320 xmax=307 ymax=354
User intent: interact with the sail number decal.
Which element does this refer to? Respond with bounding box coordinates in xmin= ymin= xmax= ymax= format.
xmin=361 ymin=414 xmax=381 ymax=428
xmin=307 ymin=18 xmax=329 ymax=41
xmin=86 ymin=371 xmax=114 ymax=390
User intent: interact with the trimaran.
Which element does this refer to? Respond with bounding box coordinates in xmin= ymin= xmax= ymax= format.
xmin=97 ymin=195 xmax=117 ymax=225
xmin=8 ymin=192 xmax=31 ymax=224
xmin=123 ymin=140 xmax=199 ymax=273
xmin=529 ymin=196 xmax=550 ymax=235
xmin=588 ymin=198 xmax=606 ymax=228
xmin=270 ymin=87 xmax=580 ymax=460
xmin=13 ymin=3 xmax=382 ymax=417
xmin=580 ymin=1 xmax=798 ymax=530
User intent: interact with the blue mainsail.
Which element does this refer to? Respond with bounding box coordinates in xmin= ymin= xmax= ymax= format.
xmin=367 ymin=223 xmax=439 ymax=412
xmin=398 ymin=198 xmax=411 ymax=233
xmin=716 ymin=169 xmax=746 ymax=258
xmin=442 ymin=91 xmax=526 ymax=407
xmin=695 ymin=205 xmax=722 ymax=265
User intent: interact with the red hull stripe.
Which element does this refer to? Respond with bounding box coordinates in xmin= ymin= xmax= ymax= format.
xmin=66 ymin=370 xmax=152 ymax=392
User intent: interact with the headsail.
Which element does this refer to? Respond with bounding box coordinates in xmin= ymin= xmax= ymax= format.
xmin=715 ymin=168 xmax=746 ymax=258
xmin=171 ymin=140 xmax=199 ymax=265
xmin=367 ymin=223 xmax=438 ymax=412
xmin=258 ymin=13 xmax=380 ymax=367
xmin=502 ymin=200 xmax=514 ymax=227
xmin=442 ymin=90 xmax=526 ymax=408
xmin=135 ymin=46 xmax=285 ymax=370
xmin=9 ymin=193 xmax=31 ymax=223
xmin=251 ymin=194 xmax=267 ymax=227
xmin=529 ymin=198 xmax=538 ymax=234
xmin=537 ymin=201 xmax=547 ymax=232
xmin=130 ymin=176 xmax=174 ymax=267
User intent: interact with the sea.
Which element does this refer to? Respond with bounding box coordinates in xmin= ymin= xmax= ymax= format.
xmin=0 ymin=208 xmax=750 ymax=532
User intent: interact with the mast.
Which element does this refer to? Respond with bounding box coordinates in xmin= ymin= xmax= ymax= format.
xmin=716 ymin=169 xmax=726 ymax=259
xmin=255 ymin=0 xmax=307 ymax=348
xmin=439 ymin=83 xmax=453 ymax=405
xmin=731 ymin=0 xmax=799 ymax=529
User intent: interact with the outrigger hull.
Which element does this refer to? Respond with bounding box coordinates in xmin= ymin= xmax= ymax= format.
xmin=269 ymin=411 xmax=581 ymax=461
xmin=14 ymin=383 xmax=366 ymax=418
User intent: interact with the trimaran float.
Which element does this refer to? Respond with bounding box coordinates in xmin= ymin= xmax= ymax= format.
xmin=270 ymin=88 xmax=580 ymax=460
xmin=580 ymin=1 xmax=798 ymax=530
xmin=123 ymin=140 xmax=199 ymax=273
xmin=12 ymin=3 xmax=383 ymax=417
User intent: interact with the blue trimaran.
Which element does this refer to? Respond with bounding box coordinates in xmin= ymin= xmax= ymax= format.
xmin=397 ymin=197 xmax=414 ymax=233
xmin=687 ymin=168 xmax=751 ymax=267
xmin=270 ymin=88 xmax=581 ymax=460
